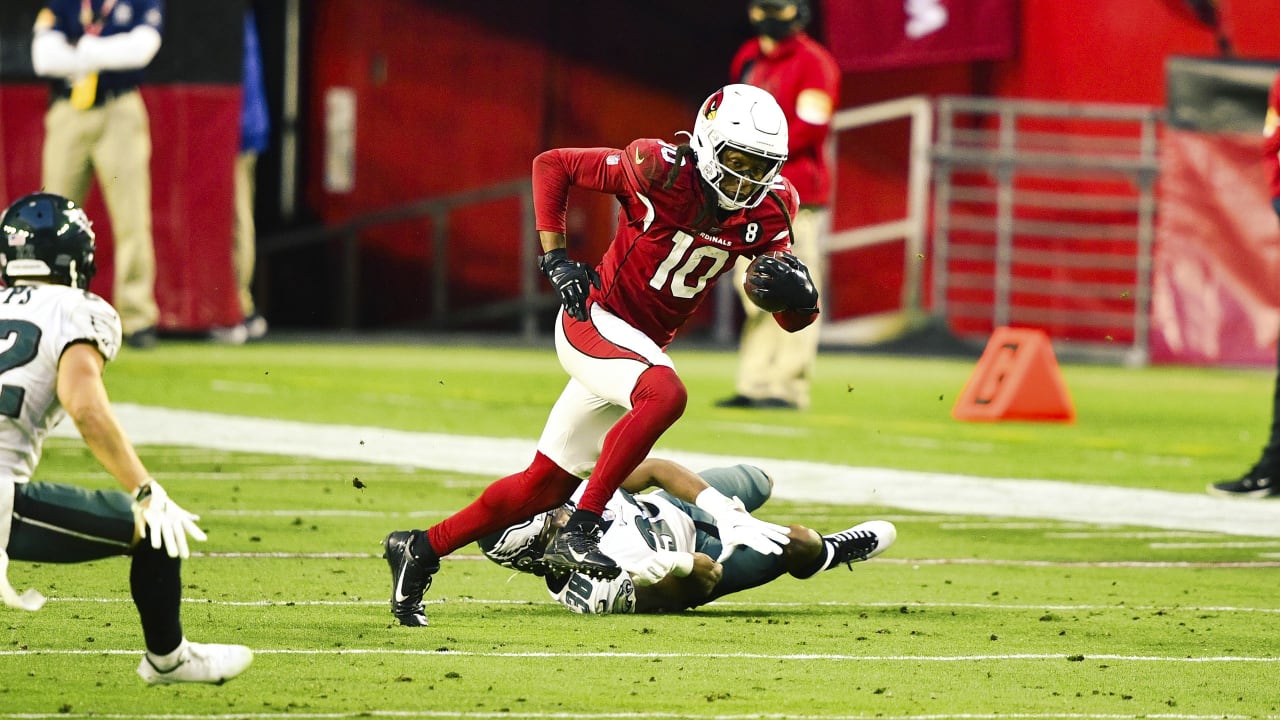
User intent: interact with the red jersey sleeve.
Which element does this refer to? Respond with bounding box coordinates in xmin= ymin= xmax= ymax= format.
xmin=616 ymin=139 xmax=681 ymax=197
xmin=753 ymin=178 xmax=802 ymax=256
xmin=531 ymin=147 xmax=629 ymax=233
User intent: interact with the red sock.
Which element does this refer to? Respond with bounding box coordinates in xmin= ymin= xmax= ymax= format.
xmin=426 ymin=452 xmax=580 ymax=556
xmin=576 ymin=366 xmax=687 ymax=515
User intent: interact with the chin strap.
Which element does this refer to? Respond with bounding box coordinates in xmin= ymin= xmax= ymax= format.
xmin=0 ymin=549 xmax=46 ymax=611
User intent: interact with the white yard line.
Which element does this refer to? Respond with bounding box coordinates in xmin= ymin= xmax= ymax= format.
xmin=0 ymin=707 xmax=1274 ymax=712
xmin=187 ymin=551 xmax=1280 ymax=568
xmin=3 ymin=647 xmax=1279 ymax=663
xmin=60 ymin=404 xmax=1280 ymax=539
xmin=40 ymin=596 xmax=1280 ymax=613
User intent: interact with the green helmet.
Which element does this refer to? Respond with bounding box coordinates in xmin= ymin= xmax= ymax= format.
xmin=1 ymin=193 xmax=97 ymax=290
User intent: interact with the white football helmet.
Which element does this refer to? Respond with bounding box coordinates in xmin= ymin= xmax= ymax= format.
xmin=690 ymin=84 xmax=789 ymax=210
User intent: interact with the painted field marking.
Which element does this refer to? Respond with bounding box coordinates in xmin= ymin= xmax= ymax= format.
xmin=41 ymin=596 xmax=1280 ymax=614
xmin=53 ymin=404 xmax=1280 ymax=539
xmin=1148 ymin=541 xmax=1280 ymax=549
xmin=3 ymin=648 xmax=1278 ymax=662
xmin=1045 ymin=531 xmax=1219 ymax=539
xmin=159 ymin=550 xmax=1280 ymax=568
xmin=0 ymin=707 xmax=1274 ymax=712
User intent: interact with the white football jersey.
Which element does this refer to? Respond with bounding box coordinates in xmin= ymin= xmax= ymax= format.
xmin=0 ymin=284 xmax=121 ymax=482
xmin=546 ymin=486 xmax=698 ymax=614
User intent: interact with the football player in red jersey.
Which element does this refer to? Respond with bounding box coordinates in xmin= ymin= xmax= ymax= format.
xmin=382 ymin=85 xmax=821 ymax=626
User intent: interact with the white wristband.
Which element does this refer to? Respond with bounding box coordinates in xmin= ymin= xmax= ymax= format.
xmin=669 ymin=552 xmax=694 ymax=577
xmin=694 ymin=487 xmax=738 ymax=517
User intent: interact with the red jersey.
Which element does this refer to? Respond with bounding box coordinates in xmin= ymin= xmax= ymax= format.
xmin=730 ymin=32 xmax=841 ymax=208
xmin=1264 ymin=72 xmax=1280 ymax=201
xmin=533 ymin=138 xmax=800 ymax=348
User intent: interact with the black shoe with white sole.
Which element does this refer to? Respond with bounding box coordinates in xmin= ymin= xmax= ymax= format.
xmin=382 ymin=530 xmax=440 ymax=627
xmin=541 ymin=523 xmax=620 ymax=580
xmin=1208 ymin=466 xmax=1279 ymax=498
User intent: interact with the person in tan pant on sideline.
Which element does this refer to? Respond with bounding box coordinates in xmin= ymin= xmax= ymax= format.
xmin=716 ymin=0 xmax=840 ymax=411
xmin=32 ymin=0 xmax=164 ymax=350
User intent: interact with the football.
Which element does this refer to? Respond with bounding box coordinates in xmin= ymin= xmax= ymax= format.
xmin=743 ymin=251 xmax=791 ymax=312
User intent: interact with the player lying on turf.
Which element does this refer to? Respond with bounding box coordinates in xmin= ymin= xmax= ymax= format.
xmin=477 ymin=458 xmax=896 ymax=613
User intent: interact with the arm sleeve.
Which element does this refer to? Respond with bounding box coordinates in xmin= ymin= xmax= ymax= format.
xmin=32 ymin=29 xmax=80 ymax=79
xmin=787 ymin=55 xmax=841 ymax=156
xmin=76 ymin=25 xmax=162 ymax=72
xmin=532 ymin=147 xmax=628 ymax=233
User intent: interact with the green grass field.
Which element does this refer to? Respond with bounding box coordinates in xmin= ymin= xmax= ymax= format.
xmin=3 ymin=338 xmax=1279 ymax=719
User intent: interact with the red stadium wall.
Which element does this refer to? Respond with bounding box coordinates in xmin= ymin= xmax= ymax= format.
xmin=297 ymin=0 xmax=1278 ymax=342
xmin=823 ymin=0 xmax=1278 ymax=331
xmin=302 ymin=0 xmax=703 ymax=329
xmin=0 ymin=1 xmax=245 ymax=333
xmin=0 ymin=85 xmax=242 ymax=331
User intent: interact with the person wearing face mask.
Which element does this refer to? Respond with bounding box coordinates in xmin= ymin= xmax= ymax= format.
xmin=717 ymin=0 xmax=840 ymax=411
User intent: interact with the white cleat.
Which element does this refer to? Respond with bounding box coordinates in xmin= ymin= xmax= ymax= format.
xmin=137 ymin=641 xmax=253 ymax=685
xmin=825 ymin=520 xmax=897 ymax=569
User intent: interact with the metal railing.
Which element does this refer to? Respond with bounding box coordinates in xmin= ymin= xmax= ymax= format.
xmin=257 ymin=178 xmax=544 ymax=338
xmin=817 ymin=95 xmax=934 ymax=345
xmin=931 ymin=95 xmax=1162 ymax=365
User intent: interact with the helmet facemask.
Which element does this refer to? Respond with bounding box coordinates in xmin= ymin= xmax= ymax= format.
xmin=691 ymin=85 xmax=789 ymax=211
xmin=704 ymin=143 xmax=785 ymax=211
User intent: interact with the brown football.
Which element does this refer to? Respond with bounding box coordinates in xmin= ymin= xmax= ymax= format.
xmin=743 ymin=251 xmax=791 ymax=312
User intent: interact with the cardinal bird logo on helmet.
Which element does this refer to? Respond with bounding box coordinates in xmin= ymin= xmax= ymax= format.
xmin=702 ymin=89 xmax=725 ymax=120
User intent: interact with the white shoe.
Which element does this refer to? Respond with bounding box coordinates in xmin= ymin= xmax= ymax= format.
xmin=209 ymin=324 xmax=249 ymax=345
xmin=826 ymin=520 xmax=897 ymax=567
xmin=792 ymin=520 xmax=898 ymax=578
xmin=137 ymin=641 xmax=253 ymax=685
xmin=244 ymin=313 xmax=268 ymax=341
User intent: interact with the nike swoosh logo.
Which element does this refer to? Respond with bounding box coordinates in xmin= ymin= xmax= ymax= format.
xmin=394 ymin=544 xmax=413 ymax=602
xmin=633 ymin=148 xmax=645 ymax=164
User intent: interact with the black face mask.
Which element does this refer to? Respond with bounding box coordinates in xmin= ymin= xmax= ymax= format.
xmin=752 ymin=17 xmax=796 ymax=41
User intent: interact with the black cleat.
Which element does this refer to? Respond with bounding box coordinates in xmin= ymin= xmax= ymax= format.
xmin=714 ymin=394 xmax=800 ymax=410
xmin=1208 ymin=466 xmax=1279 ymax=498
xmin=541 ymin=524 xmax=620 ymax=580
xmin=382 ymin=530 xmax=440 ymax=627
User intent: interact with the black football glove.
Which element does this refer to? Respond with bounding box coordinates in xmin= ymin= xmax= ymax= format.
xmin=747 ymin=254 xmax=818 ymax=313
xmin=538 ymin=247 xmax=601 ymax=322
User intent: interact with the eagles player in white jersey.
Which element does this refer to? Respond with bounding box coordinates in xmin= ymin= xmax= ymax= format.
xmin=479 ymin=458 xmax=896 ymax=614
xmin=0 ymin=193 xmax=251 ymax=684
